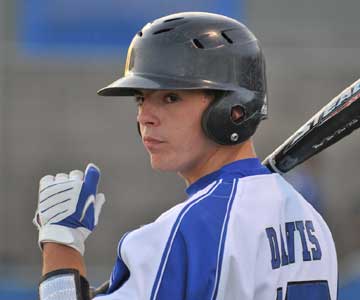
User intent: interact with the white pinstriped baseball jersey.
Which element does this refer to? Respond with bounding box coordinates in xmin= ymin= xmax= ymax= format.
xmin=95 ymin=158 xmax=338 ymax=300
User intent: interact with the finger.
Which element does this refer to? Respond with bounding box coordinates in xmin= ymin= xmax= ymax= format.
xmin=39 ymin=183 xmax=75 ymax=204
xmin=55 ymin=173 xmax=69 ymax=181
xmin=94 ymin=193 xmax=106 ymax=226
xmin=40 ymin=175 xmax=55 ymax=191
xmin=84 ymin=163 xmax=101 ymax=189
xmin=85 ymin=163 xmax=100 ymax=174
xmin=69 ymin=170 xmax=83 ymax=181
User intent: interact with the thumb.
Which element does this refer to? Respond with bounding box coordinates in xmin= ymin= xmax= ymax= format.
xmin=94 ymin=193 xmax=106 ymax=226
xmin=84 ymin=163 xmax=101 ymax=193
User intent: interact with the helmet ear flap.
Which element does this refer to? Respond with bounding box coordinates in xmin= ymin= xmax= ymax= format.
xmin=202 ymin=90 xmax=265 ymax=145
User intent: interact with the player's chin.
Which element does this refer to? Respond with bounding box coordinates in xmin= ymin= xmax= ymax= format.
xmin=149 ymin=154 xmax=179 ymax=172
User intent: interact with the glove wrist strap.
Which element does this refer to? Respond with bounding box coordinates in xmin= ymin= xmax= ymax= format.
xmin=39 ymin=225 xmax=89 ymax=255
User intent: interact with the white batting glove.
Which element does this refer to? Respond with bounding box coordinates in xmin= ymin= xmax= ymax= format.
xmin=33 ymin=163 xmax=106 ymax=255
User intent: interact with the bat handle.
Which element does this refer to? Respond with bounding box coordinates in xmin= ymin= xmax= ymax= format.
xmin=262 ymin=156 xmax=282 ymax=174
xmin=90 ymin=280 xmax=110 ymax=298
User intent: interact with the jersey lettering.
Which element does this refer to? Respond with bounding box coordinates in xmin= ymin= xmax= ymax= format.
xmin=280 ymin=226 xmax=289 ymax=266
xmin=305 ymin=220 xmax=322 ymax=260
xmin=265 ymin=227 xmax=281 ymax=269
xmin=295 ymin=221 xmax=312 ymax=261
xmin=285 ymin=222 xmax=296 ymax=264
xmin=266 ymin=220 xmax=322 ymax=269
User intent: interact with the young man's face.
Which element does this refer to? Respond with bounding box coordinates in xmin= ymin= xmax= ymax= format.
xmin=136 ymin=89 xmax=218 ymax=176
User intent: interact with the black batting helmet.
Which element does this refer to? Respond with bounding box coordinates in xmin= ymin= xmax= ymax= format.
xmin=98 ymin=12 xmax=267 ymax=145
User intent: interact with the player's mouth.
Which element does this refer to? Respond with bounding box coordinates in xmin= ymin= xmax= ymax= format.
xmin=142 ymin=136 xmax=166 ymax=151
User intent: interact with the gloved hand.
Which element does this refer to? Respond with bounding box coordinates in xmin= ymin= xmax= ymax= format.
xmin=33 ymin=163 xmax=106 ymax=255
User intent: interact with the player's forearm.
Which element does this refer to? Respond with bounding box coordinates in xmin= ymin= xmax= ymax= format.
xmin=42 ymin=243 xmax=87 ymax=276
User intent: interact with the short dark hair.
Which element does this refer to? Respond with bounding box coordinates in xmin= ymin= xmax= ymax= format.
xmin=203 ymin=89 xmax=226 ymax=102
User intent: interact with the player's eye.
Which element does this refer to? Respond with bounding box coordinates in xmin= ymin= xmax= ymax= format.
xmin=164 ymin=93 xmax=181 ymax=103
xmin=134 ymin=95 xmax=144 ymax=106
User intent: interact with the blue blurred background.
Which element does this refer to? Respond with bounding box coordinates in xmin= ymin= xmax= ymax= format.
xmin=19 ymin=0 xmax=242 ymax=54
xmin=0 ymin=0 xmax=359 ymax=299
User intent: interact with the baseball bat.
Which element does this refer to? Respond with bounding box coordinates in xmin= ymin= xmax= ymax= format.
xmin=263 ymin=78 xmax=360 ymax=173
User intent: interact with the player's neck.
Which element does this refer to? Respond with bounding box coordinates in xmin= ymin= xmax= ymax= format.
xmin=179 ymin=139 xmax=257 ymax=186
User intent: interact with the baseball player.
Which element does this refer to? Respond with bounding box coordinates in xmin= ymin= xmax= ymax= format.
xmin=34 ymin=12 xmax=338 ymax=300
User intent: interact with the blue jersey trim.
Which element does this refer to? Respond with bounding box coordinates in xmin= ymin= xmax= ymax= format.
xmin=150 ymin=180 xmax=222 ymax=300
xmin=186 ymin=158 xmax=270 ymax=197
xmin=107 ymin=232 xmax=131 ymax=294
xmin=211 ymin=178 xmax=239 ymax=300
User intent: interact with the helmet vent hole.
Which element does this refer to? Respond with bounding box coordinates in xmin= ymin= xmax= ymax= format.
xmin=153 ymin=28 xmax=174 ymax=35
xmin=230 ymin=105 xmax=245 ymax=124
xmin=221 ymin=32 xmax=233 ymax=44
xmin=164 ymin=17 xmax=184 ymax=23
xmin=138 ymin=31 xmax=143 ymax=37
xmin=193 ymin=39 xmax=204 ymax=49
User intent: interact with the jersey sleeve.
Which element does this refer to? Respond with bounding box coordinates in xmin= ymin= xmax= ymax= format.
xmin=107 ymin=233 xmax=131 ymax=293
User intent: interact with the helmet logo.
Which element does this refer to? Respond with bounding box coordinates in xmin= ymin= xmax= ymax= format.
xmin=124 ymin=40 xmax=136 ymax=76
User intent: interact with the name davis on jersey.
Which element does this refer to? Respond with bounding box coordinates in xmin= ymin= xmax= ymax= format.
xmin=265 ymin=220 xmax=322 ymax=269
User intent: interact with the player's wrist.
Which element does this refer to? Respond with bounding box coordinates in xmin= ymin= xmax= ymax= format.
xmin=42 ymin=243 xmax=86 ymax=276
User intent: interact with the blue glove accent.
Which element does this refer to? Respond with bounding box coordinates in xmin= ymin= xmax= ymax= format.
xmin=56 ymin=165 xmax=100 ymax=231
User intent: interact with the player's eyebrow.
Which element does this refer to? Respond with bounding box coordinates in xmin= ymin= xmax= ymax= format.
xmin=134 ymin=90 xmax=153 ymax=96
xmin=134 ymin=90 xmax=166 ymax=97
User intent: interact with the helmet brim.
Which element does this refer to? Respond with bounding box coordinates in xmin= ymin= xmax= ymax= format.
xmin=97 ymin=73 xmax=233 ymax=96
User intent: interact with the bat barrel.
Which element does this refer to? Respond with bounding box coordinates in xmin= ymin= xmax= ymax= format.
xmin=263 ymin=79 xmax=360 ymax=173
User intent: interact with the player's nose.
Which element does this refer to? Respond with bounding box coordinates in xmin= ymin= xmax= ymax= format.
xmin=137 ymin=98 xmax=160 ymax=127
